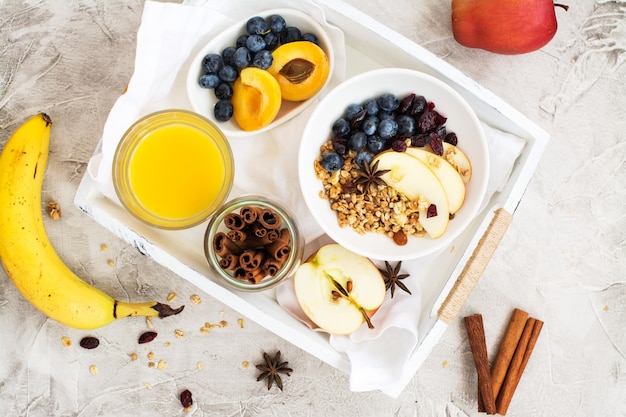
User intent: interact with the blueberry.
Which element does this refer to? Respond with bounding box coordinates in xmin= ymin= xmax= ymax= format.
xmin=264 ymin=32 xmax=279 ymax=51
xmin=246 ymin=34 xmax=266 ymax=53
xmin=345 ymin=103 xmax=364 ymax=120
xmin=214 ymin=99 xmax=233 ymax=122
xmin=214 ymin=82 xmax=233 ymax=100
xmin=218 ymin=65 xmax=238 ymax=83
xmin=377 ymin=93 xmax=400 ymax=112
xmin=202 ymin=53 xmax=223 ymax=74
xmin=367 ymin=135 xmax=386 ymax=154
xmin=378 ymin=118 xmax=398 ymax=139
xmin=252 ymin=50 xmax=273 ymax=70
xmin=444 ymin=132 xmax=458 ymax=146
xmin=361 ymin=116 xmax=379 ymax=136
xmin=321 ymin=152 xmax=344 ymax=172
xmin=396 ymin=114 xmax=416 ymax=136
xmin=363 ymin=98 xmax=378 ymax=116
xmin=280 ymin=26 xmax=302 ymax=44
xmin=332 ymin=118 xmax=350 ymax=137
xmin=348 ymin=131 xmax=367 ymax=151
xmin=246 ymin=16 xmax=269 ymax=35
xmin=233 ymin=47 xmax=251 ymax=69
xmin=355 ymin=151 xmax=373 ymax=168
xmin=302 ymin=32 xmax=318 ymax=44
xmin=221 ymin=46 xmax=237 ymax=67
xmin=198 ymin=74 xmax=220 ymax=89
xmin=269 ymin=14 xmax=286 ymax=33
xmin=378 ymin=110 xmax=395 ymax=121
xmin=236 ymin=35 xmax=249 ymax=48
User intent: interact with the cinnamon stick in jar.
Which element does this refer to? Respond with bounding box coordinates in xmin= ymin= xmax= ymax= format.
xmin=464 ymin=314 xmax=496 ymax=414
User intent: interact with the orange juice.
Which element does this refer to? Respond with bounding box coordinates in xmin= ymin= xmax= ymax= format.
xmin=113 ymin=110 xmax=233 ymax=229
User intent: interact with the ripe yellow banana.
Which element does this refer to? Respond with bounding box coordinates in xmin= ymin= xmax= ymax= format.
xmin=0 ymin=113 xmax=183 ymax=330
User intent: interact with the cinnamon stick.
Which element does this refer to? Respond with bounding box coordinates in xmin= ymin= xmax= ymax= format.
xmin=464 ymin=314 xmax=496 ymax=414
xmin=496 ymin=318 xmax=543 ymax=415
xmin=491 ymin=308 xmax=529 ymax=399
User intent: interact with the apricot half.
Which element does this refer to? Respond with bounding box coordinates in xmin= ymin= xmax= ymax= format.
xmin=267 ymin=41 xmax=330 ymax=102
xmin=232 ymin=67 xmax=282 ymax=131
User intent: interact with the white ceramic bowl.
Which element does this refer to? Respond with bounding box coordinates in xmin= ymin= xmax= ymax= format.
xmin=298 ymin=68 xmax=490 ymax=261
xmin=186 ymin=8 xmax=334 ymax=137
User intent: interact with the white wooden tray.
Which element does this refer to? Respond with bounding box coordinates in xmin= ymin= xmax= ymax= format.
xmin=74 ymin=0 xmax=549 ymax=396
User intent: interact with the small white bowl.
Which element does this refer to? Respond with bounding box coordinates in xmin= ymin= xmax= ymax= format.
xmin=298 ymin=68 xmax=490 ymax=261
xmin=186 ymin=8 xmax=334 ymax=137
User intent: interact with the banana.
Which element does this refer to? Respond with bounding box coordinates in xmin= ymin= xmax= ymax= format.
xmin=0 ymin=113 xmax=183 ymax=330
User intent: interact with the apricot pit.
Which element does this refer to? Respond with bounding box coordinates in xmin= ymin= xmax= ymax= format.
xmin=232 ymin=67 xmax=282 ymax=131
xmin=267 ymin=41 xmax=330 ymax=102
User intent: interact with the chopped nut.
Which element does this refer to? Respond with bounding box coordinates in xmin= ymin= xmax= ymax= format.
xmin=146 ymin=316 xmax=154 ymax=329
xmin=219 ymin=320 xmax=228 ymax=327
xmin=100 ymin=244 xmax=108 ymax=251
xmin=190 ymin=294 xmax=201 ymax=305
xmin=242 ymin=361 xmax=249 ymax=368
xmin=107 ymin=259 xmax=115 ymax=267
xmin=61 ymin=336 xmax=72 ymax=347
xmin=148 ymin=361 xmax=155 ymax=368
xmin=199 ymin=327 xmax=210 ymax=335
xmin=130 ymin=353 xmax=138 ymax=361
xmin=147 ymin=351 xmax=155 ymax=360
xmin=167 ymin=292 xmax=177 ymax=302
xmin=157 ymin=359 xmax=167 ymax=370
xmin=89 ymin=365 xmax=98 ymax=376
xmin=47 ymin=201 xmax=61 ymax=220
xmin=208 ymin=323 xmax=222 ymax=329
xmin=174 ymin=329 xmax=185 ymax=339
xmin=237 ymin=318 xmax=245 ymax=328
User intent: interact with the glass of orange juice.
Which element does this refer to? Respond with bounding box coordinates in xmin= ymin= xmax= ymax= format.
xmin=113 ymin=110 xmax=234 ymax=229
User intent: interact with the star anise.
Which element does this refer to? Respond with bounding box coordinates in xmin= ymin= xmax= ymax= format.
xmin=256 ymin=351 xmax=293 ymax=391
xmin=379 ymin=261 xmax=411 ymax=298
xmin=355 ymin=160 xmax=390 ymax=193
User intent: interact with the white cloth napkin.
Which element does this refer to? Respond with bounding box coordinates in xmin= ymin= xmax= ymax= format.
xmin=86 ymin=0 xmax=527 ymax=397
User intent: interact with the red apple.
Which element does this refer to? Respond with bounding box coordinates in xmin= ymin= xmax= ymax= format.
xmin=451 ymin=0 xmax=569 ymax=55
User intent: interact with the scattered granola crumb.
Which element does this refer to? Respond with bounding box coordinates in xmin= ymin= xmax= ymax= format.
xmin=89 ymin=365 xmax=98 ymax=376
xmin=47 ymin=201 xmax=61 ymax=220
xmin=219 ymin=311 xmax=225 ymax=317
xmin=100 ymin=244 xmax=108 ymax=251
xmin=197 ymin=361 xmax=204 ymax=370
xmin=604 ymin=305 xmax=609 ymax=311
xmin=167 ymin=292 xmax=177 ymax=302
xmin=164 ymin=342 xmax=171 ymax=348
xmin=157 ymin=359 xmax=167 ymax=370
xmin=147 ymin=351 xmax=155 ymax=360
xmin=190 ymin=294 xmax=201 ymax=305
xmin=199 ymin=327 xmax=210 ymax=335
xmin=209 ymin=323 xmax=222 ymax=329
xmin=242 ymin=361 xmax=249 ymax=368
xmin=107 ymin=259 xmax=115 ymax=267
xmin=148 ymin=361 xmax=155 ymax=368
xmin=61 ymin=336 xmax=72 ymax=347
xmin=442 ymin=360 xmax=449 ymax=368
xmin=175 ymin=329 xmax=185 ymax=339
xmin=144 ymin=382 xmax=153 ymax=390
xmin=130 ymin=353 xmax=138 ymax=361
xmin=220 ymin=320 xmax=228 ymax=327
xmin=146 ymin=316 xmax=154 ymax=329
xmin=237 ymin=318 xmax=245 ymax=328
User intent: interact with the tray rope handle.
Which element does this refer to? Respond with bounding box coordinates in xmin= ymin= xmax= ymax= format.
xmin=437 ymin=207 xmax=513 ymax=325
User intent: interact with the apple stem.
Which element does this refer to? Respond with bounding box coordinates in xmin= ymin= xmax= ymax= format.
xmin=359 ymin=306 xmax=375 ymax=329
xmin=554 ymin=3 xmax=569 ymax=11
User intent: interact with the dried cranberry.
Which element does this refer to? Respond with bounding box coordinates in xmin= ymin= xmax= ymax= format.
xmin=331 ymin=136 xmax=348 ymax=156
xmin=138 ymin=331 xmax=157 ymax=344
xmin=418 ymin=110 xmax=447 ymax=133
xmin=79 ymin=336 xmax=100 ymax=349
xmin=410 ymin=133 xmax=429 ymax=147
xmin=398 ymin=93 xmax=415 ymax=114
xmin=349 ymin=109 xmax=367 ymax=131
xmin=444 ymin=132 xmax=458 ymax=146
xmin=391 ymin=139 xmax=407 ymax=152
xmin=427 ymin=204 xmax=438 ymax=218
xmin=180 ymin=389 xmax=193 ymax=408
xmin=429 ymin=132 xmax=444 ymax=156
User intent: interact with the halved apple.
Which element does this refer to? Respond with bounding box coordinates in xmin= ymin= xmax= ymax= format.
xmin=405 ymin=147 xmax=466 ymax=214
xmin=267 ymin=41 xmax=330 ymax=101
xmin=373 ymin=151 xmax=450 ymax=238
xmin=293 ymin=244 xmax=386 ymax=335
xmin=232 ymin=67 xmax=282 ymax=131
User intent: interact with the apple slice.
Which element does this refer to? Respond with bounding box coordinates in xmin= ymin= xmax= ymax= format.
xmin=293 ymin=244 xmax=386 ymax=335
xmin=436 ymin=143 xmax=472 ymax=183
xmin=373 ymin=151 xmax=450 ymax=238
xmin=405 ymin=147 xmax=466 ymax=214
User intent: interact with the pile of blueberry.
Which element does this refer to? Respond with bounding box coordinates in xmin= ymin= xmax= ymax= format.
xmin=198 ymin=14 xmax=320 ymax=123
xmin=320 ymin=92 xmax=459 ymax=172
